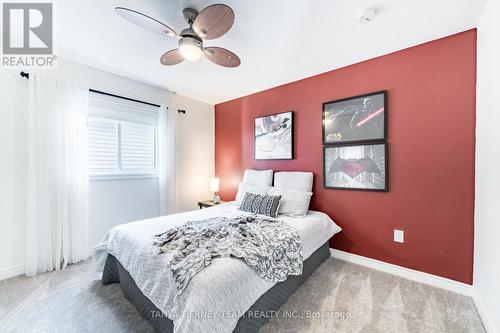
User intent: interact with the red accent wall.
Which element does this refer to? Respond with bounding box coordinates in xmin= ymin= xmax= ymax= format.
xmin=215 ymin=30 xmax=476 ymax=284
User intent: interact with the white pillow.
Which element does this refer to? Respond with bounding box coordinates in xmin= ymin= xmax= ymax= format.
xmin=242 ymin=169 xmax=273 ymax=186
xmin=273 ymin=172 xmax=313 ymax=192
xmin=268 ymin=187 xmax=313 ymax=217
xmin=235 ymin=182 xmax=271 ymax=206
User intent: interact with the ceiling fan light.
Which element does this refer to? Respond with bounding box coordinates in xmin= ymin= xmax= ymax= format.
xmin=179 ymin=37 xmax=203 ymax=61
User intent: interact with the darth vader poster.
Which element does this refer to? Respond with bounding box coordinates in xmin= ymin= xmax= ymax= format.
xmin=323 ymin=91 xmax=386 ymax=144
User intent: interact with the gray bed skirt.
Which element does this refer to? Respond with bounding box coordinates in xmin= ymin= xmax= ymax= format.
xmin=102 ymin=241 xmax=331 ymax=333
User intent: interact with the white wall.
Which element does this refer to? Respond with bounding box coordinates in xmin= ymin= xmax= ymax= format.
xmin=88 ymin=178 xmax=160 ymax=247
xmin=176 ymin=93 xmax=216 ymax=213
xmin=475 ymin=0 xmax=500 ymax=332
xmin=0 ymin=58 xmax=214 ymax=279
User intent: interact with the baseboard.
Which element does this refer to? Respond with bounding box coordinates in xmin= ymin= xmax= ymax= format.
xmin=0 ymin=265 xmax=25 ymax=281
xmin=473 ymin=293 xmax=497 ymax=333
xmin=330 ymin=249 xmax=473 ymax=296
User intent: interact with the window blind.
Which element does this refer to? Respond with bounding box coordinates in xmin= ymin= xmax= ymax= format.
xmin=88 ymin=118 xmax=119 ymax=172
xmin=88 ymin=92 xmax=159 ymax=178
xmin=121 ymin=122 xmax=156 ymax=171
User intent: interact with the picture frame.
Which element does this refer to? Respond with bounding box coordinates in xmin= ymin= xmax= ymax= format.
xmin=254 ymin=111 xmax=294 ymax=160
xmin=322 ymin=91 xmax=387 ymax=145
xmin=323 ymin=142 xmax=388 ymax=192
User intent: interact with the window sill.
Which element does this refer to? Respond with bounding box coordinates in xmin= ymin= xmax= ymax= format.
xmin=89 ymin=173 xmax=159 ymax=181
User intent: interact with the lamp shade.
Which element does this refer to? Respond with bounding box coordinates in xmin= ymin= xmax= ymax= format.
xmin=179 ymin=37 xmax=203 ymax=61
xmin=210 ymin=177 xmax=220 ymax=192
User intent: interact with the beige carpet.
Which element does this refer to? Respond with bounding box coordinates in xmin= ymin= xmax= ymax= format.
xmin=260 ymin=258 xmax=484 ymax=333
xmin=0 ymin=256 xmax=485 ymax=333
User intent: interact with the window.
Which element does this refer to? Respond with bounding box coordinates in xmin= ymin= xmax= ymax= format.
xmin=88 ymin=92 xmax=159 ymax=179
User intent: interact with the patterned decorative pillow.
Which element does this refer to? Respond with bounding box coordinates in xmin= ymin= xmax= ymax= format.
xmin=239 ymin=192 xmax=281 ymax=218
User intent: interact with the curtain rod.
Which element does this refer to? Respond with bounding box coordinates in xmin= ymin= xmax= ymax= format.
xmin=19 ymin=71 xmax=186 ymax=114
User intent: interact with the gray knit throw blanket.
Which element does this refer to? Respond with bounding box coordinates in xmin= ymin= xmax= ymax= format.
xmin=152 ymin=215 xmax=303 ymax=295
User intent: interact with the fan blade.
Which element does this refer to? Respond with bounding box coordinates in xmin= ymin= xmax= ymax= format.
xmin=115 ymin=7 xmax=176 ymax=37
xmin=204 ymin=47 xmax=240 ymax=68
xmin=193 ymin=4 xmax=234 ymax=40
xmin=160 ymin=49 xmax=184 ymax=66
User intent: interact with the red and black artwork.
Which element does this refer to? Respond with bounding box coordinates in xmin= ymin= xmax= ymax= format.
xmin=322 ymin=91 xmax=386 ymax=144
xmin=324 ymin=143 xmax=387 ymax=191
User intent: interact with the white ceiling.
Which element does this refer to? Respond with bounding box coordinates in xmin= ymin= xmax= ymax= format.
xmin=58 ymin=0 xmax=487 ymax=104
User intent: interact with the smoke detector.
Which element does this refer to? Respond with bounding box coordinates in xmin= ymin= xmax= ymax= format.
xmin=358 ymin=8 xmax=376 ymax=23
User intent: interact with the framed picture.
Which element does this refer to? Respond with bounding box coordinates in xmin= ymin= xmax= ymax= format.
xmin=255 ymin=111 xmax=294 ymax=160
xmin=322 ymin=91 xmax=387 ymax=144
xmin=324 ymin=142 xmax=388 ymax=191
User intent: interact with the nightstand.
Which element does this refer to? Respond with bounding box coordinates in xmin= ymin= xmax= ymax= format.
xmin=198 ymin=200 xmax=226 ymax=209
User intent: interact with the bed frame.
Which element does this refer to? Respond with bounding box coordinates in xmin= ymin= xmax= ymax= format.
xmin=102 ymin=241 xmax=331 ymax=333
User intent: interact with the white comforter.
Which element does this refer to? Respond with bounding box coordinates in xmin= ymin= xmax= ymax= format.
xmin=106 ymin=203 xmax=341 ymax=333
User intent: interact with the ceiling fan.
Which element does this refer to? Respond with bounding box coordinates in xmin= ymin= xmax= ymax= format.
xmin=115 ymin=4 xmax=240 ymax=68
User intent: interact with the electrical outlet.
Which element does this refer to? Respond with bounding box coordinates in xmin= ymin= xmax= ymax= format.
xmin=394 ymin=229 xmax=404 ymax=243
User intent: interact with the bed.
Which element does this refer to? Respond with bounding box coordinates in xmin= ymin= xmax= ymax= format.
xmin=101 ymin=202 xmax=341 ymax=333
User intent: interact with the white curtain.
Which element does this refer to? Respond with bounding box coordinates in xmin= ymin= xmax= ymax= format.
xmin=25 ymin=73 xmax=89 ymax=276
xmin=158 ymin=101 xmax=180 ymax=215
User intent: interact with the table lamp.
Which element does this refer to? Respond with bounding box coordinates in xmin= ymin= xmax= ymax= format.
xmin=210 ymin=177 xmax=220 ymax=204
